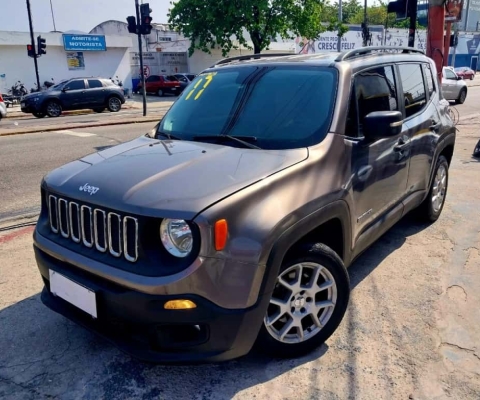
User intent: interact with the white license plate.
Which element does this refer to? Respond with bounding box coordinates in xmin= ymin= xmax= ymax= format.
xmin=21 ymin=102 xmax=25 ymax=107
xmin=49 ymin=270 xmax=97 ymax=318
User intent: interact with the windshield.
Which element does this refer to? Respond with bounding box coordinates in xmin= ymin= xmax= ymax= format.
xmin=50 ymin=80 xmax=68 ymax=90
xmin=158 ymin=65 xmax=338 ymax=150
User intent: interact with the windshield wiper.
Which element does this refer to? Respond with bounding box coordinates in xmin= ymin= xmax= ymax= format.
xmin=192 ymin=135 xmax=261 ymax=150
xmin=156 ymin=130 xmax=182 ymax=141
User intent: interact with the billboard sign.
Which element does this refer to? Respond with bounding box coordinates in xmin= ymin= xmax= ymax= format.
xmin=445 ymin=0 xmax=464 ymax=22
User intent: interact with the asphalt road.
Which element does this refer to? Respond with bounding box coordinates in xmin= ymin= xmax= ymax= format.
xmin=1 ymin=85 xmax=479 ymax=223
xmin=0 ymin=122 xmax=156 ymax=222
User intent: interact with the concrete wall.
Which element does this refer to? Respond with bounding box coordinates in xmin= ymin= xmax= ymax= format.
xmin=0 ymin=30 xmax=133 ymax=92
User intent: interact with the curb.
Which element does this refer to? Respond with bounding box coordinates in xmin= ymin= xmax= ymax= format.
xmin=4 ymin=105 xmax=138 ymax=119
xmin=0 ymin=117 xmax=162 ymax=137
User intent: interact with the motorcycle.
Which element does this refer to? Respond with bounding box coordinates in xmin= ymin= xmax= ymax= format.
xmin=8 ymin=81 xmax=28 ymax=98
xmin=31 ymin=78 xmax=55 ymax=93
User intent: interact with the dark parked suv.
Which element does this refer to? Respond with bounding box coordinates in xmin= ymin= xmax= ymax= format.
xmin=21 ymin=77 xmax=125 ymax=118
xmin=33 ymin=47 xmax=455 ymax=363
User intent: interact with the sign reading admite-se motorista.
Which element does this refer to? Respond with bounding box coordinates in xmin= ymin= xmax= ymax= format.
xmin=62 ymin=34 xmax=107 ymax=51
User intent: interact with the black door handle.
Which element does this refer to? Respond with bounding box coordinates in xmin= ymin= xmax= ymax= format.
xmin=394 ymin=140 xmax=410 ymax=152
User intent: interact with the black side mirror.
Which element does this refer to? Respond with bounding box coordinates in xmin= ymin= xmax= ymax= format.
xmin=62 ymin=87 xmax=68 ymax=92
xmin=363 ymin=111 xmax=403 ymax=140
xmin=457 ymin=75 xmax=463 ymax=80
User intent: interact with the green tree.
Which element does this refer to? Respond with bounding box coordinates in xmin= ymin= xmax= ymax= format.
xmin=168 ymin=0 xmax=342 ymax=55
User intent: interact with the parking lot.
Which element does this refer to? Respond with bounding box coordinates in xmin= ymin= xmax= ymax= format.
xmin=1 ymin=97 xmax=480 ymax=399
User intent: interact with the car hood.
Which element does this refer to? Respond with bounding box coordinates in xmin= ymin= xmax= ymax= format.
xmin=43 ymin=136 xmax=308 ymax=219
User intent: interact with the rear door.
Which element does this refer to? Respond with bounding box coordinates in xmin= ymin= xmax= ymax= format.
xmin=86 ymin=79 xmax=106 ymax=106
xmin=59 ymin=79 xmax=87 ymax=109
xmin=347 ymin=64 xmax=410 ymax=243
xmin=403 ymin=62 xmax=442 ymax=195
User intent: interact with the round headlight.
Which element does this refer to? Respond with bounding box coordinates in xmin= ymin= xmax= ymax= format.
xmin=160 ymin=219 xmax=193 ymax=258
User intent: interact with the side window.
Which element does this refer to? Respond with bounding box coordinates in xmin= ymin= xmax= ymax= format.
xmin=398 ymin=63 xmax=427 ymax=118
xmin=66 ymin=80 xmax=85 ymax=90
xmin=423 ymin=63 xmax=435 ymax=97
xmin=347 ymin=65 xmax=398 ymax=136
xmin=444 ymin=69 xmax=457 ymax=80
xmin=87 ymin=79 xmax=103 ymax=89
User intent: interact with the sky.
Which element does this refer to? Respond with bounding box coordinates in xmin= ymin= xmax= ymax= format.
xmin=0 ymin=0 xmax=172 ymax=33
xmin=0 ymin=0 xmax=377 ymax=34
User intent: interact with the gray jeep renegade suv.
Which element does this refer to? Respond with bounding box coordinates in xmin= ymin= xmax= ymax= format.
xmin=33 ymin=46 xmax=455 ymax=363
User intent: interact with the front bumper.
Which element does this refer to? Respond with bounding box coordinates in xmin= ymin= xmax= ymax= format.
xmin=34 ymin=243 xmax=269 ymax=363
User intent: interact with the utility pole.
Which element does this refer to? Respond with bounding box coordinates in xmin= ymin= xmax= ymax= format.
xmin=362 ymin=0 xmax=371 ymax=46
xmin=26 ymin=0 xmax=41 ymax=93
xmin=407 ymin=0 xmax=418 ymax=47
xmin=135 ymin=0 xmax=147 ymax=116
xmin=451 ymin=23 xmax=458 ymax=67
xmin=337 ymin=0 xmax=343 ymax=52
xmin=49 ymin=0 xmax=57 ymax=31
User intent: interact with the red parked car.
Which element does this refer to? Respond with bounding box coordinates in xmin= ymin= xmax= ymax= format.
xmin=454 ymin=66 xmax=475 ymax=80
xmin=136 ymin=75 xmax=181 ymax=96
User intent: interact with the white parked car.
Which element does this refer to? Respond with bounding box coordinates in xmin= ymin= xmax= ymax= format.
xmin=0 ymin=93 xmax=7 ymax=121
xmin=442 ymin=67 xmax=468 ymax=104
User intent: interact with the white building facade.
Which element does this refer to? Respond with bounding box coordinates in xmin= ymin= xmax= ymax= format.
xmin=0 ymin=30 xmax=132 ymax=93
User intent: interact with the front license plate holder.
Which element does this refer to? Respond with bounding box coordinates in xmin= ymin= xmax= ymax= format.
xmin=49 ymin=270 xmax=97 ymax=318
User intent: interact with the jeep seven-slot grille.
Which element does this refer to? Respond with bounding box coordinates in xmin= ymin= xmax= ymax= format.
xmin=48 ymin=195 xmax=139 ymax=262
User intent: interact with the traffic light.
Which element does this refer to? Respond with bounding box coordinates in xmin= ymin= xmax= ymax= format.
xmin=387 ymin=0 xmax=409 ymax=20
xmin=140 ymin=3 xmax=153 ymax=35
xmin=126 ymin=16 xmax=137 ymax=34
xmin=37 ymin=36 xmax=46 ymax=56
xmin=27 ymin=44 xmax=35 ymax=58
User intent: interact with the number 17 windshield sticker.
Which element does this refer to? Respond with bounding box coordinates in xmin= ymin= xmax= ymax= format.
xmin=185 ymin=72 xmax=217 ymax=101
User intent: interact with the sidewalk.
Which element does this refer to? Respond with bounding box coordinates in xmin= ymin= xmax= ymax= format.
xmin=0 ymin=95 xmax=175 ymax=137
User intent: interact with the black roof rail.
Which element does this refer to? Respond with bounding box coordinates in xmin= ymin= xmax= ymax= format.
xmin=335 ymin=46 xmax=425 ymax=62
xmin=209 ymin=52 xmax=296 ymax=68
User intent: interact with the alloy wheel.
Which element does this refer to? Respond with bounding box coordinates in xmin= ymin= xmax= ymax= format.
xmin=264 ymin=262 xmax=337 ymax=344
xmin=431 ymin=164 xmax=447 ymax=213
xmin=109 ymin=97 xmax=121 ymax=112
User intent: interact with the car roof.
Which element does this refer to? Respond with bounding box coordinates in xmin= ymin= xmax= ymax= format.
xmin=205 ymin=46 xmax=431 ymax=74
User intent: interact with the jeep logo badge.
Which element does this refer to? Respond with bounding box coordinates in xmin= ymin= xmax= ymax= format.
xmin=79 ymin=183 xmax=100 ymax=196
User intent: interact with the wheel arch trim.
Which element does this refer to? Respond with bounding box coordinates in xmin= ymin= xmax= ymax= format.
xmin=260 ymin=200 xmax=352 ymax=299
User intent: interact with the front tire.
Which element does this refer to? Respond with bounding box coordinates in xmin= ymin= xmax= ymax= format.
xmin=157 ymin=89 xmax=164 ymax=97
xmin=455 ymin=88 xmax=467 ymax=104
xmin=417 ymin=155 xmax=449 ymax=222
xmin=33 ymin=112 xmax=46 ymax=118
xmin=45 ymin=101 xmax=62 ymax=118
xmin=256 ymin=243 xmax=350 ymax=358
xmin=93 ymin=107 xmax=105 ymax=113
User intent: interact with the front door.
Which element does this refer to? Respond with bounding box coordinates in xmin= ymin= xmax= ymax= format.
xmin=59 ymin=79 xmax=87 ymax=109
xmin=346 ymin=65 xmax=410 ymax=245
xmin=442 ymin=68 xmax=457 ymax=99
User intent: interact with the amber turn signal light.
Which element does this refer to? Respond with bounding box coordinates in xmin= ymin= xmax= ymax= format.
xmin=164 ymin=299 xmax=197 ymax=310
xmin=214 ymin=219 xmax=228 ymax=251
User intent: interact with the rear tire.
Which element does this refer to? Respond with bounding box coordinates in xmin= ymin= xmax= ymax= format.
xmin=157 ymin=89 xmax=164 ymax=97
xmin=455 ymin=88 xmax=467 ymax=104
xmin=416 ymin=155 xmax=449 ymax=222
xmin=107 ymin=97 xmax=122 ymax=112
xmin=256 ymin=243 xmax=350 ymax=358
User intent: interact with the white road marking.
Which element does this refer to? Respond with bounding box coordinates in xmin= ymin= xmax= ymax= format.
xmin=54 ymin=130 xmax=96 ymax=137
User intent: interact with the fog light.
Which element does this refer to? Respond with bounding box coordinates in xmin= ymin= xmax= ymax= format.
xmin=164 ymin=299 xmax=197 ymax=310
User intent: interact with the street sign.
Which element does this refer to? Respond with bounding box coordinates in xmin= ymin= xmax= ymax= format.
xmin=62 ymin=34 xmax=107 ymax=51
